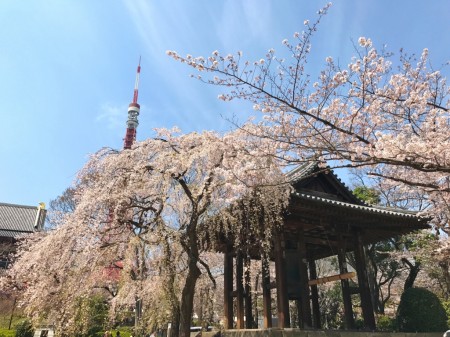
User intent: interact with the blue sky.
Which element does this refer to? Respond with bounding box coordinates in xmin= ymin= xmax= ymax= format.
xmin=1 ymin=1 xmax=449 ymax=208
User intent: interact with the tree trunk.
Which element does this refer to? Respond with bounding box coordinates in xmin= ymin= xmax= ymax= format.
xmin=364 ymin=246 xmax=383 ymax=314
xmin=170 ymin=305 xmax=181 ymax=337
xmin=179 ymin=260 xmax=201 ymax=337
xmin=438 ymin=261 xmax=450 ymax=297
xmin=8 ymin=297 xmax=17 ymax=330
xmin=402 ymin=258 xmax=420 ymax=290
xmin=179 ymin=214 xmax=202 ymax=337
xmin=163 ymin=239 xmax=181 ymax=337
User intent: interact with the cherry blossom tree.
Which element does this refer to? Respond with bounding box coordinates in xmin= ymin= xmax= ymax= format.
xmin=168 ymin=3 xmax=450 ymax=232
xmin=2 ymin=129 xmax=289 ymax=337
xmin=46 ymin=187 xmax=77 ymax=228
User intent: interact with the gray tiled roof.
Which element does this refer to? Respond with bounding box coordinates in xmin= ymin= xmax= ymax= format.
xmin=0 ymin=202 xmax=46 ymax=238
xmin=287 ymin=161 xmax=362 ymax=203
xmin=286 ymin=161 xmax=318 ymax=182
xmin=287 ymin=162 xmax=424 ymax=221
xmin=287 ymin=161 xmax=352 ymax=191
xmin=293 ymin=192 xmax=419 ymax=219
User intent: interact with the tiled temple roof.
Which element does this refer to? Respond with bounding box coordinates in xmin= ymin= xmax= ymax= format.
xmin=0 ymin=202 xmax=46 ymax=238
xmin=287 ymin=162 xmax=423 ymax=220
xmin=293 ymin=191 xmax=419 ymax=219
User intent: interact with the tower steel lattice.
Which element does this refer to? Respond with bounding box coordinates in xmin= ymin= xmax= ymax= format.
xmin=123 ymin=57 xmax=141 ymax=150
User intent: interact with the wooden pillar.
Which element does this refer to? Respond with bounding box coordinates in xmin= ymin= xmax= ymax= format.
xmin=261 ymin=255 xmax=272 ymax=328
xmin=224 ymin=248 xmax=234 ymax=329
xmin=337 ymin=234 xmax=355 ymax=329
xmin=274 ymin=232 xmax=290 ymax=328
xmin=354 ymin=230 xmax=376 ymax=330
xmin=244 ymin=257 xmax=253 ymax=328
xmin=236 ymin=251 xmax=245 ymax=329
xmin=308 ymin=258 xmax=321 ymax=329
xmin=297 ymin=228 xmax=312 ymax=328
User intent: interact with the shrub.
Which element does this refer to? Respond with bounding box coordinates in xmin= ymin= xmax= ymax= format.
xmin=396 ymin=287 xmax=448 ymax=332
xmin=15 ymin=320 xmax=34 ymax=337
xmin=442 ymin=300 xmax=450 ymax=328
xmin=354 ymin=318 xmax=365 ymax=330
xmin=73 ymin=295 xmax=108 ymax=337
xmin=377 ymin=315 xmax=396 ymax=332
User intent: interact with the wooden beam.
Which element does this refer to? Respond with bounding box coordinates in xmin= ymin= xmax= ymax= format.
xmin=349 ymin=287 xmax=360 ymax=295
xmin=304 ymin=236 xmax=336 ymax=246
xmin=338 ymin=236 xmax=355 ymax=330
xmin=298 ymin=228 xmax=312 ymax=328
xmin=274 ymin=232 xmax=290 ymax=328
xmin=308 ymin=272 xmax=356 ymax=286
xmin=244 ymin=258 xmax=253 ymax=329
xmin=308 ymin=258 xmax=321 ymax=329
xmin=354 ymin=231 xmax=376 ymax=330
xmin=236 ymin=252 xmax=245 ymax=329
xmin=271 ymin=271 xmax=356 ymax=287
xmin=223 ymin=249 xmax=234 ymax=329
xmin=261 ymin=256 xmax=272 ymax=328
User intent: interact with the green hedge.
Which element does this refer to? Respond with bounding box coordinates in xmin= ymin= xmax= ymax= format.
xmin=377 ymin=315 xmax=396 ymax=332
xmin=396 ymin=287 xmax=448 ymax=332
xmin=15 ymin=321 xmax=33 ymax=337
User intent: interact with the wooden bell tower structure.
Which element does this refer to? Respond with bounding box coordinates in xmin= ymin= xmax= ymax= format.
xmin=222 ymin=162 xmax=429 ymax=331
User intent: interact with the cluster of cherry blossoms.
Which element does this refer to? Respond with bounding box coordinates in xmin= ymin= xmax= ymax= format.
xmin=2 ymin=128 xmax=291 ymax=334
xmin=170 ymin=14 xmax=450 ymax=227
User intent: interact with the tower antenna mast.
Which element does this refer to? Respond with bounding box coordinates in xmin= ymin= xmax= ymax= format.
xmin=123 ymin=57 xmax=141 ymax=150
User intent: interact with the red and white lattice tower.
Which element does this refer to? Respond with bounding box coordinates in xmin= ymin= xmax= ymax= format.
xmin=123 ymin=57 xmax=141 ymax=150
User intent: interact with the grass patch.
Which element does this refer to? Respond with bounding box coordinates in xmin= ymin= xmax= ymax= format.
xmin=94 ymin=328 xmax=133 ymax=337
xmin=0 ymin=317 xmax=25 ymax=330
xmin=0 ymin=328 xmax=15 ymax=337
xmin=0 ymin=313 xmax=27 ymax=330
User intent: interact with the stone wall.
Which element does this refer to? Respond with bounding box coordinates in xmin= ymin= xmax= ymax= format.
xmin=216 ymin=329 xmax=444 ymax=337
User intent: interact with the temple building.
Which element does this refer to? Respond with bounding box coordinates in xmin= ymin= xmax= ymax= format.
xmin=221 ymin=162 xmax=428 ymax=330
xmin=0 ymin=202 xmax=46 ymax=269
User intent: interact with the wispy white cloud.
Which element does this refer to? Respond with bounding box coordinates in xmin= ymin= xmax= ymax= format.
xmin=123 ymin=1 xmax=161 ymax=56
xmin=242 ymin=0 xmax=272 ymax=40
xmin=97 ymin=103 xmax=126 ymax=130
xmin=122 ymin=1 xmax=237 ymax=132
